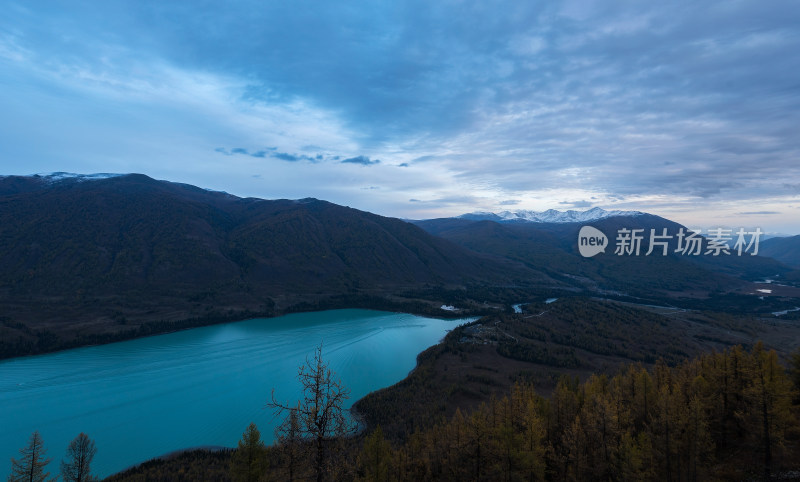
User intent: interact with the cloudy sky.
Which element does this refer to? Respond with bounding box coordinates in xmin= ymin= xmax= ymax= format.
xmin=1 ymin=1 xmax=799 ymax=232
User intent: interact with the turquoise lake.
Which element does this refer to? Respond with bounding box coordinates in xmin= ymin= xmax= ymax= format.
xmin=0 ymin=309 xmax=472 ymax=478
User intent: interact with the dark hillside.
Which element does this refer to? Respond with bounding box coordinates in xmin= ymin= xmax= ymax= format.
xmin=0 ymin=174 xmax=548 ymax=358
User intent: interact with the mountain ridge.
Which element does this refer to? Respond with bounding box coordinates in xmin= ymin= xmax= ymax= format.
xmin=0 ymin=173 xmax=552 ymax=359
xmin=458 ymin=206 xmax=645 ymax=223
xmin=760 ymin=235 xmax=800 ymax=269
xmin=1 ymin=172 xmax=797 ymax=360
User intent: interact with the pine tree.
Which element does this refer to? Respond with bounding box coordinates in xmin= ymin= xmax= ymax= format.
xmin=230 ymin=423 xmax=268 ymax=482
xmin=60 ymin=433 xmax=97 ymax=482
xmin=8 ymin=431 xmax=54 ymax=482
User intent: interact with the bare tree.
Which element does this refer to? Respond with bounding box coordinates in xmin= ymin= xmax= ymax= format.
xmin=60 ymin=433 xmax=97 ymax=482
xmin=8 ymin=431 xmax=54 ymax=482
xmin=267 ymin=343 xmax=357 ymax=482
xmin=274 ymin=402 xmax=303 ymax=482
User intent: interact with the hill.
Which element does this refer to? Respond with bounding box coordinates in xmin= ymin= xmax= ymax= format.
xmin=414 ymin=212 xmax=795 ymax=305
xmin=760 ymin=235 xmax=800 ymax=268
xmin=0 ymin=173 xmax=548 ymax=358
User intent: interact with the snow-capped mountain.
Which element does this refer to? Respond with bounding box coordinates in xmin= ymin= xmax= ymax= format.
xmin=1 ymin=173 xmax=238 ymax=197
xmin=458 ymin=207 xmax=645 ymax=223
xmin=0 ymin=172 xmax=128 ymax=184
xmin=36 ymin=172 xmax=127 ymax=183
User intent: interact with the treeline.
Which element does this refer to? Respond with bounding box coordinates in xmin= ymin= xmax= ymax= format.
xmin=352 ymin=343 xmax=799 ymax=481
xmin=0 ymin=288 xmax=490 ymax=360
xmin=7 ymin=431 xmax=97 ymax=482
xmin=0 ymin=308 xmax=270 ymax=360
xmin=514 ymin=300 xmax=690 ymax=364
xmin=93 ymin=343 xmax=800 ymax=481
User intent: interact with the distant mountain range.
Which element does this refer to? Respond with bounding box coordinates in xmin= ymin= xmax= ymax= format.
xmin=415 ymin=209 xmax=796 ymax=302
xmin=458 ymin=207 xmax=644 ymax=223
xmin=0 ymin=173 xmax=797 ymax=358
xmin=449 ymin=207 xmax=800 ymax=282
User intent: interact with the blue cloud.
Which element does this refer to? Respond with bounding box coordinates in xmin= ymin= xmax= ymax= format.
xmin=560 ymin=200 xmax=593 ymax=208
xmin=273 ymin=152 xmax=301 ymax=162
xmin=341 ymin=155 xmax=380 ymax=166
xmin=2 ymin=0 xmax=800 ymax=232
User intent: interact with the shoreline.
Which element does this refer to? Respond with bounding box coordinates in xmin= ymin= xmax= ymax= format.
xmin=0 ymin=291 xmax=494 ymax=362
xmin=2 ymin=308 xmax=479 ymax=480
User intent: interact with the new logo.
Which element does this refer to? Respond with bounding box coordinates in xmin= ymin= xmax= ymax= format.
xmin=578 ymin=226 xmax=608 ymax=257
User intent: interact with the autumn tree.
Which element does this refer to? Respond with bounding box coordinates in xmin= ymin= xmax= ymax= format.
xmin=8 ymin=431 xmax=54 ymax=482
xmin=230 ymin=422 xmax=268 ymax=482
xmin=361 ymin=343 xmax=798 ymax=480
xmin=745 ymin=343 xmax=795 ymax=477
xmin=268 ymin=343 xmax=357 ymax=482
xmin=60 ymin=432 xmax=98 ymax=482
xmin=357 ymin=426 xmax=392 ymax=482
xmin=790 ymin=346 xmax=800 ymax=401
xmin=275 ymin=403 xmax=303 ymax=482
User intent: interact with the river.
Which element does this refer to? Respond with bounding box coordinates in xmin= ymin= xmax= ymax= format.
xmin=0 ymin=309 xmax=472 ymax=478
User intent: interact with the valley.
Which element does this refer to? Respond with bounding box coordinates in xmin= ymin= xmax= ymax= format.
xmin=2 ymin=174 xmax=799 ymax=480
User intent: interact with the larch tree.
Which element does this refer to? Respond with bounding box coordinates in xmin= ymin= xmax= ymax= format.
xmin=8 ymin=431 xmax=54 ymax=482
xmin=60 ymin=432 xmax=97 ymax=482
xmin=275 ymin=403 xmax=303 ymax=482
xmin=789 ymin=346 xmax=800 ymax=401
xmin=358 ymin=426 xmax=392 ymax=482
xmin=267 ymin=343 xmax=356 ymax=482
xmin=230 ymin=422 xmax=268 ymax=482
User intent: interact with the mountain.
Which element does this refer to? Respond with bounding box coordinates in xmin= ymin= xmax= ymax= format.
xmin=759 ymin=235 xmax=800 ymax=268
xmin=458 ymin=207 xmax=644 ymax=223
xmin=2 ymin=175 xmax=795 ymax=360
xmin=415 ymin=211 xmax=794 ymax=303
xmin=0 ymin=173 xmax=549 ymax=358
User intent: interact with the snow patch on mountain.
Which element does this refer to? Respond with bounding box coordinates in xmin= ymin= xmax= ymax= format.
xmin=36 ymin=172 xmax=128 ymax=182
xmin=459 ymin=207 xmax=644 ymax=223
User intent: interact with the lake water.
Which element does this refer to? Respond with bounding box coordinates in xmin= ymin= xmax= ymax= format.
xmin=0 ymin=309 xmax=471 ymax=478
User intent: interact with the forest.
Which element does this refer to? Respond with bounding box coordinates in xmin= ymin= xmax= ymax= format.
xmin=92 ymin=342 xmax=800 ymax=481
xmin=8 ymin=297 xmax=800 ymax=481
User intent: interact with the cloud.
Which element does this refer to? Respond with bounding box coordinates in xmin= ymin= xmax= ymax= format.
xmin=216 ymin=146 xmax=322 ymax=162
xmin=401 ymin=195 xmax=485 ymax=209
xmin=2 ymin=0 xmax=800 ymax=232
xmin=559 ymin=200 xmax=593 ymax=208
xmin=341 ymin=155 xmax=380 ymax=166
xmin=737 ymin=211 xmax=781 ymax=215
xmin=273 ymin=152 xmax=302 ymax=162
xmin=498 ymin=200 xmax=520 ymax=206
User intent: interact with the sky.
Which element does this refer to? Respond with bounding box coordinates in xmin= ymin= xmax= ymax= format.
xmin=1 ymin=1 xmax=799 ymax=233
